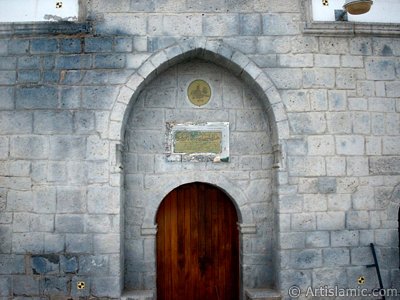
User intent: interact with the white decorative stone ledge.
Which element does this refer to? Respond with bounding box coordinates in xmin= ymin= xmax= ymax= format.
xmin=238 ymin=223 xmax=257 ymax=234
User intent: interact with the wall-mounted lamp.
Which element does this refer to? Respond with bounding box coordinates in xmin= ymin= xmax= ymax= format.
xmin=335 ymin=0 xmax=373 ymax=21
xmin=344 ymin=0 xmax=373 ymax=14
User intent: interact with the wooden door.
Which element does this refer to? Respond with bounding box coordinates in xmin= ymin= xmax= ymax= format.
xmin=156 ymin=182 xmax=239 ymax=300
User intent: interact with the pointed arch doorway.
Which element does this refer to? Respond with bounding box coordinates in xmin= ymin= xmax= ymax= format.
xmin=156 ymin=182 xmax=239 ymax=300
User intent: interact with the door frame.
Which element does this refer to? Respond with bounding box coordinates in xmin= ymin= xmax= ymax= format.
xmin=155 ymin=182 xmax=245 ymax=300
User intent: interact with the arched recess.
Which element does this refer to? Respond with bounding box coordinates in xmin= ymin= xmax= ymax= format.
xmin=109 ymin=39 xmax=289 ymax=148
xmin=115 ymin=40 xmax=289 ymax=297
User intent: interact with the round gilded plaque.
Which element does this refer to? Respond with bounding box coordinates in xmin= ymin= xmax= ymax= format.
xmin=187 ymin=79 xmax=211 ymax=107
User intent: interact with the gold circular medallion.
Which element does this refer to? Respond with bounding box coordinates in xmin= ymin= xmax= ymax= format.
xmin=187 ymin=79 xmax=211 ymax=107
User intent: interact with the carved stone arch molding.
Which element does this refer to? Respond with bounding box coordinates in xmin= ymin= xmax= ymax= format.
xmin=108 ymin=39 xmax=289 ymax=167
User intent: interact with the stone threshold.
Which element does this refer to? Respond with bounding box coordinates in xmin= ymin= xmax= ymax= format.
xmin=121 ymin=290 xmax=154 ymax=300
xmin=245 ymin=288 xmax=281 ymax=300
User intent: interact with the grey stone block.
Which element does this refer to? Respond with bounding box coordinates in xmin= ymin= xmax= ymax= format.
xmin=322 ymin=248 xmax=350 ymax=266
xmin=224 ymin=37 xmax=257 ymax=54
xmin=31 ymin=255 xmax=59 ymax=275
xmin=318 ymin=177 xmax=336 ymax=194
xmin=66 ymin=234 xmax=92 ymax=253
xmin=288 ymin=156 xmax=325 ymax=176
xmin=336 ymin=135 xmax=364 ymax=155
xmin=56 ymin=187 xmax=86 ymax=213
xmin=18 ymin=55 xmax=40 ymax=69
xmin=280 ymin=269 xmax=312 ymax=292
xmin=93 ymin=234 xmax=120 ymax=254
xmin=56 ymin=215 xmax=84 ymax=233
xmin=312 ymin=268 xmax=348 ymax=288
xmin=44 ymin=233 xmax=65 ymax=254
xmin=12 ymin=275 xmax=40 ymax=296
xmin=85 ymin=37 xmax=114 ymax=53
xmin=82 ymin=86 xmax=119 ymax=109
xmin=0 ymin=255 xmax=25 ymax=274
xmin=0 ymin=71 xmax=15 ymax=84
xmin=49 ymin=136 xmax=86 ymax=160
xmin=12 ymin=233 xmax=44 ymax=254
xmin=0 ymin=112 xmax=32 ymax=134
xmin=203 ymin=14 xmax=239 ymax=36
xmin=0 ymin=87 xmax=13 ymax=110
xmin=291 ymin=213 xmax=316 ymax=231
xmin=60 ymin=87 xmax=81 ymax=109
xmin=17 ymin=70 xmax=40 ymax=83
xmin=314 ymin=54 xmax=340 ymax=67
xmin=162 ymin=14 xmax=202 ymax=36
xmin=115 ymin=37 xmax=133 ymax=52
xmin=308 ymin=135 xmax=334 ymax=156
xmin=303 ymin=194 xmax=327 ymax=212
xmin=94 ymin=54 xmax=126 ymax=69
xmin=60 ymin=70 xmax=84 ymax=84
xmin=352 ymin=112 xmax=370 ymax=134
xmin=56 ymin=54 xmax=92 ymax=69
xmin=8 ymin=40 xmax=29 ymax=54
xmin=86 ymin=215 xmax=112 ymax=233
xmin=350 ymin=247 xmax=374 ymax=266
xmin=10 ymin=136 xmax=48 ymax=159
xmin=91 ymin=276 xmax=120 ymax=298
xmin=29 ymin=214 xmax=54 ymax=232
xmin=290 ymin=249 xmax=322 ymax=269
xmin=320 ymin=37 xmax=349 ymax=54
xmin=328 ymin=90 xmax=347 ymax=111
xmin=240 ymin=14 xmax=262 ymax=35
xmin=87 ymin=161 xmax=109 ymax=183
xmin=0 ymin=226 xmax=11 ymax=254
xmin=303 ymin=68 xmax=335 ymax=88
xmin=31 ymin=39 xmax=58 ymax=54
xmin=346 ymin=156 xmax=369 ymax=176
xmin=34 ymin=111 xmax=73 ymax=134
xmin=264 ymin=68 xmax=302 ymax=89
xmin=60 ymin=38 xmax=82 ymax=53
xmin=326 ymin=112 xmax=352 ymax=134
xmin=74 ymin=111 xmax=96 ymax=133
xmin=0 ymin=276 xmax=10 ymax=296
xmin=279 ymin=195 xmax=303 ymax=213
xmin=331 ymin=230 xmax=359 ymax=247
xmin=316 ymin=212 xmax=345 ymax=230
xmin=40 ymin=276 xmax=69 ymax=295
xmin=288 ymin=112 xmax=326 ymax=134
xmin=78 ymin=255 xmax=109 ymax=275
xmin=0 ymin=56 xmax=16 ymax=69
xmin=280 ymin=232 xmax=305 ymax=250
xmin=0 ymin=189 xmax=7 ymax=211
xmin=262 ymin=13 xmax=299 ymax=35
xmin=71 ymin=276 xmax=90 ymax=297
xmin=43 ymin=70 xmax=60 ymax=83
xmin=306 ymin=231 xmax=329 ymax=248
xmin=16 ymin=86 xmax=58 ymax=109
xmin=60 ymin=255 xmax=78 ymax=273
xmin=327 ymin=194 xmax=351 ymax=211
xmin=366 ymin=57 xmax=396 ymax=80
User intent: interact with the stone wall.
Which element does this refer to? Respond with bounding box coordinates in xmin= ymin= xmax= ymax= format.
xmin=0 ymin=0 xmax=399 ymax=299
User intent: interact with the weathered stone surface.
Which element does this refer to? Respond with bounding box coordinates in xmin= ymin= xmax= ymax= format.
xmin=31 ymin=255 xmax=59 ymax=275
xmin=369 ymin=157 xmax=400 ymax=175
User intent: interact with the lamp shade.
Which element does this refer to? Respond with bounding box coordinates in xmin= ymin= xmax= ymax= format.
xmin=343 ymin=0 xmax=373 ymax=15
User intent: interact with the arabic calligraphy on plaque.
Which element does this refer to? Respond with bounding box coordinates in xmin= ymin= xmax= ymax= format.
xmin=174 ymin=131 xmax=222 ymax=154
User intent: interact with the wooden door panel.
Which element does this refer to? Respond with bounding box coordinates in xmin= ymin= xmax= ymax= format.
xmin=156 ymin=183 xmax=239 ymax=300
